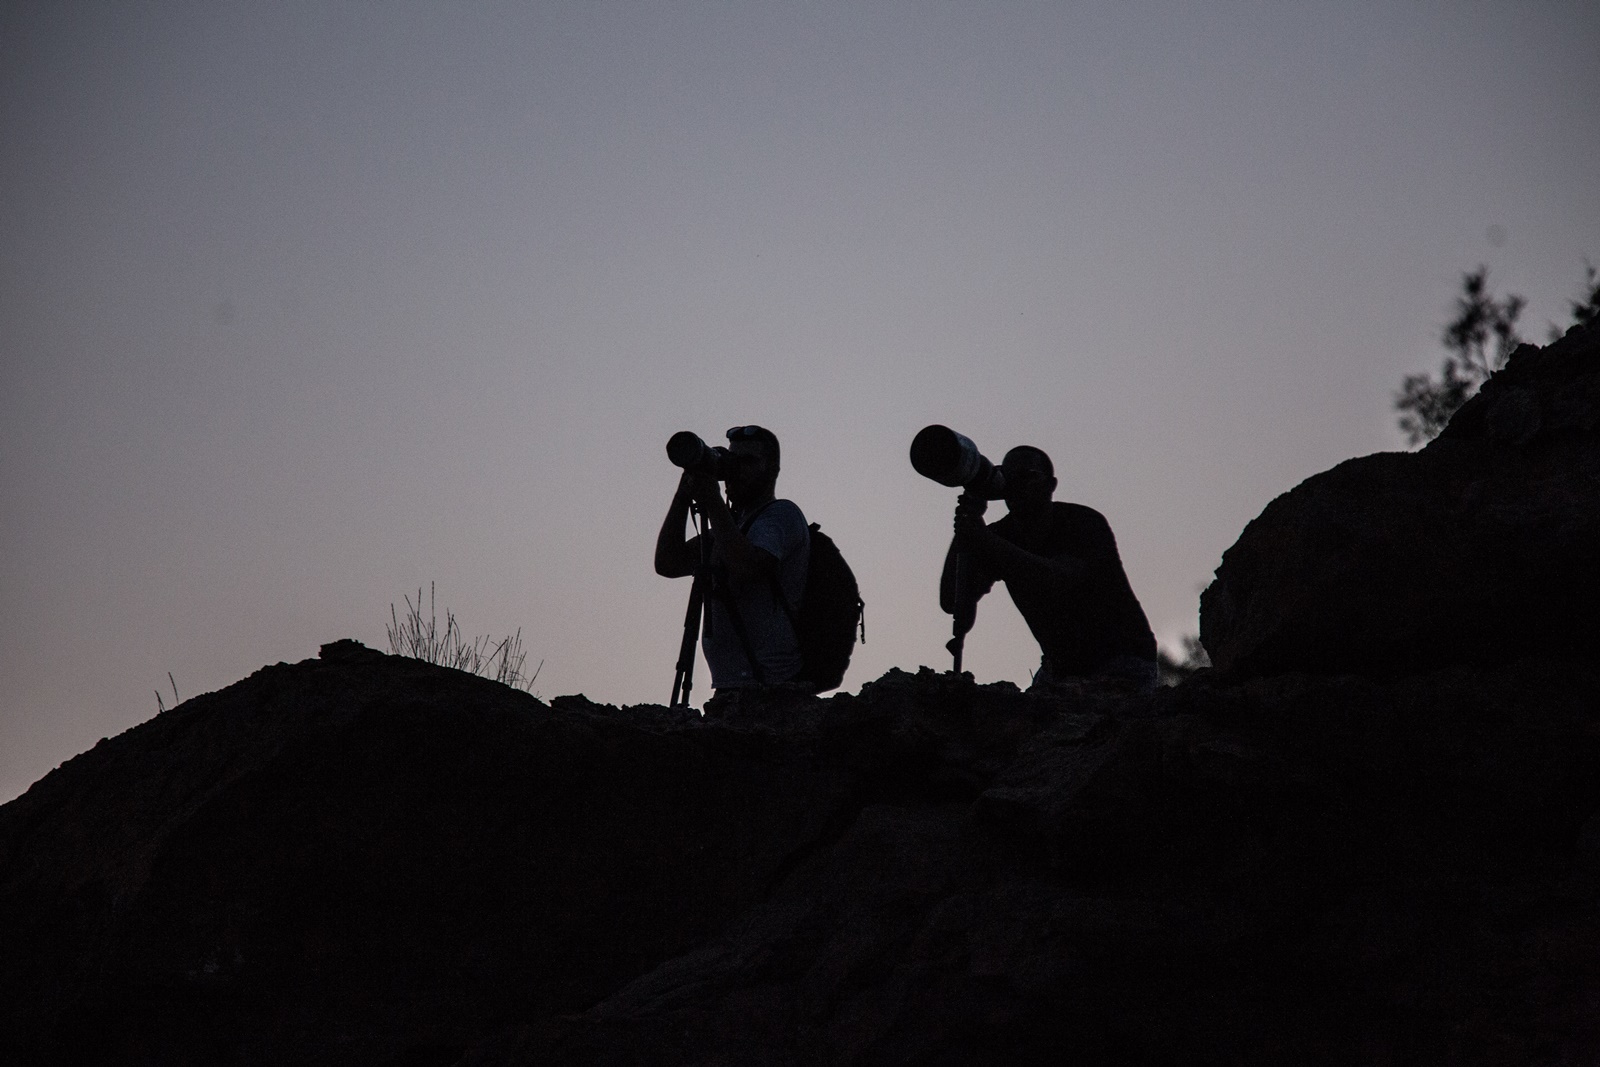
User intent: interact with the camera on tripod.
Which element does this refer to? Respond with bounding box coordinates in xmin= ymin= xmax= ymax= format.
xmin=909 ymin=425 xmax=1007 ymax=499
xmin=666 ymin=431 xmax=740 ymax=480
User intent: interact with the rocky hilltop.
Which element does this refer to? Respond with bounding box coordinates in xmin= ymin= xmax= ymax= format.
xmin=2 ymin=325 xmax=1597 ymax=1066
xmin=1201 ymin=323 xmax=1600 ymax=679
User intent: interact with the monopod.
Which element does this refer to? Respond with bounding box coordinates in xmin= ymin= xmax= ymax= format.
xmin=909 ymin=425 xmax=1005 ymax=675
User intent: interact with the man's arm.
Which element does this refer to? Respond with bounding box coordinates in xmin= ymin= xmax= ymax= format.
xmin=659 ymin=473 xmax=778 ymax=588
xmin=969 ymin=533 xmax=1088 ymax=597
xmin=697 ymin=486 xmax=779 ymax=590
xmin=940 ymin=493 xmax=994 ymax=614
xmin=654 ymin=472 xmax=700 ymax=578
xmin=955 ymin=501 xmax=1091 ymax=601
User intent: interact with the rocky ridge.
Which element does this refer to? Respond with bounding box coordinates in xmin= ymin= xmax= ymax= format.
xmin=2 ymin=324 xmax=1597 ymax=1065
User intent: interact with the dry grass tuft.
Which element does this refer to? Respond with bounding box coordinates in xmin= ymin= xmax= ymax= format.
xmin=387 ymin=583 xmax=541 ymax=692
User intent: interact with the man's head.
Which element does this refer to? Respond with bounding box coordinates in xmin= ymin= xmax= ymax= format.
xmin=1000 ymin=445 xmax=1055 ymax=518
xmin=724 ymin=425 xmax=780 ymax=508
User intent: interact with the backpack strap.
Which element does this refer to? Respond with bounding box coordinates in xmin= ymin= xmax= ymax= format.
xmin=737 ymin=500 xmax=776 ymax=535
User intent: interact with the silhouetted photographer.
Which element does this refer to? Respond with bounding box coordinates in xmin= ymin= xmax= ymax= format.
xmin=656 ymin=425 xmax=811 ymax=713
xmin=916 ymin=428 xmax=1157 ymax=691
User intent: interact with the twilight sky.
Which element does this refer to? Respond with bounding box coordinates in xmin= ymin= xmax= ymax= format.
xmin=3 ymin=2 xmax=1598 ymax=802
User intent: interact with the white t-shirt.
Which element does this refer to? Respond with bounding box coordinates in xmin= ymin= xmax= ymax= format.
xmin=701 ymin=498 xmax=809 ymax=688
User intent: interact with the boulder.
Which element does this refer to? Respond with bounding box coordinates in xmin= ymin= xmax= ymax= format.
xmin=1201 ymin=323 xmax=1600 ymax=678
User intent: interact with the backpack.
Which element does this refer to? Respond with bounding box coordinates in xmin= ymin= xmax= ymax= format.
xmin=734 ymin=505 xmax=865 ymax=693
xmin=782 ymin=522 xmax=865 ymax=692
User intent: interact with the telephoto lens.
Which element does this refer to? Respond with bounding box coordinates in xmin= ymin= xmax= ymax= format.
xmin=909 ymin=425 xmax=1006 ymax=499
xmin=666 ymin=431 xmax=735 ymax=479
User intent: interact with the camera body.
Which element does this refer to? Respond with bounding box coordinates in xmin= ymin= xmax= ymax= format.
xmin=667 ymin=431 xmax=739 ymax=480
xmin=909 ymin=425 xmax=1007 ymax=499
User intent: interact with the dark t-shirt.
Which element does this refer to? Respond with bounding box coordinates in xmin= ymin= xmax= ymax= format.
xmin=978 ymin=501 xmax=1156 ymax=676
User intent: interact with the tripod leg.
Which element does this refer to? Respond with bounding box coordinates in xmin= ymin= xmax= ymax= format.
xmin=671 ymin=504 xmax=714 ymax=710
xmin=671 ymin=579 xmax=703 ymax=708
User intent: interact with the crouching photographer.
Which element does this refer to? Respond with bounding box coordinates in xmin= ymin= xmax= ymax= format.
xmin=912 ymin=426 xmax=1158 ymax=693
xmin=654 ymin=425 xmax=811 ymax=715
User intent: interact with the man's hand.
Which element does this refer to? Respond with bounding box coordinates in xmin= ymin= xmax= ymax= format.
xmin=658 ymin=471 xmax=711 ymax=579
xmin=683 ymin=471 xmax=723 ymax=512
xmin=952 ymin=491 xmax=988 ymax=548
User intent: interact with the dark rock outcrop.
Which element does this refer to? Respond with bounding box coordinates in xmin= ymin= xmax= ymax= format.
xmin=4 ymin=646 xmax=1600 ymax=1065
xmin=1200 ymin=324 xmax=1600 ymax=678
xmin=6 ymin=326 xmax=1600 ymax=1064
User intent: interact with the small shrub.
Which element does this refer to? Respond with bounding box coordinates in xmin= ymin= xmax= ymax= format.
xmin=387 ymin=583 xmax=542 ymax=692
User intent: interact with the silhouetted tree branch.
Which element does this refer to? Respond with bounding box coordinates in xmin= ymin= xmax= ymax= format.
xmin=1395 ymin=266 xmax=1524 ymax=446
xmin=1396 ymin=261 xmax=1600 ymax=446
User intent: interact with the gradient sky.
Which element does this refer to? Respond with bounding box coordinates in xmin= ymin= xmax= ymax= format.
xmin=4 ymin=2 xmax=1598 ymax=802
